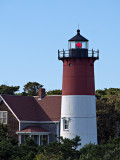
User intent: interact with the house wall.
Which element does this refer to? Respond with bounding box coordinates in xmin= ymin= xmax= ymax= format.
xmin=40 ymin=123 xmax=57 ymax=142
xmin=20 ymin=122 xmax=58 ymax=142
xmin=0 ymin=101 xmax=19 ymax=138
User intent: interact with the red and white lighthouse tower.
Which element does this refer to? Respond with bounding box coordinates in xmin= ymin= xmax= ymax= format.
xmin=58 ymin=29 xmax=99 ymax=148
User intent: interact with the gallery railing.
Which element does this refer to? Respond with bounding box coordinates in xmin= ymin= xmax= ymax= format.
xmin=58 ymin=49 xmax=99 ymax=60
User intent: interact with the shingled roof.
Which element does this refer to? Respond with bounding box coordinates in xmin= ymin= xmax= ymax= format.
xmin=0 ymin=95 xmax=61 ymax=122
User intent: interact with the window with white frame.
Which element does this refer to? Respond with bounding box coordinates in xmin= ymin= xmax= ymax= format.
xmin=65 ymin=119 xmax=68 ymax=129
xmin=0 ymin=111 xmax=7 ymax=124
xmin=63 ymin=119 xmax=69 ymax=130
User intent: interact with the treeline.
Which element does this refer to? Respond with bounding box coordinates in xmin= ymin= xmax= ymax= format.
xmin=0 ymin=124 xmax=120 ymax=160
xmin=0 ymin=82 xmax=62 ymax=96
xmin=0 ymin=84 xmax=120 ymax=159
xmin=96 ymin=88 xmax=120 ymax=143
xmin=0 ymin=83 xmax=120 ymax=143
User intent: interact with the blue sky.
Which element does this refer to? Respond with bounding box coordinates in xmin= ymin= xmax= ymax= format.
xmin=0 ymin=0 xmax=120 ymax=92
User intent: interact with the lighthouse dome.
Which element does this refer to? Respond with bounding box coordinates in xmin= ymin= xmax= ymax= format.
xmin=69 ymin=29 xmax=88 ymax=41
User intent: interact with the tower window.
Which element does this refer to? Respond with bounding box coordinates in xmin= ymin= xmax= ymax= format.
xmin=65 ymin=120 xmax=68 ymax=129
xmin=63 ymin=119 xmax=69 ymax=130
xmin=0 ymin=111 xmax=7 ymax=124
xmin=69 ymin=63 xmax=72 ymax=67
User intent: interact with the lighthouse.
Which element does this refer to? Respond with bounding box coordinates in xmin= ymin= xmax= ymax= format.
xmin=58 ymin=29 xmax=99 ymax=148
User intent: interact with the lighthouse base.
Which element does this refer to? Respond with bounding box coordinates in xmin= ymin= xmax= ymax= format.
xmin=60 ymin=95 xmax=97 ymax=149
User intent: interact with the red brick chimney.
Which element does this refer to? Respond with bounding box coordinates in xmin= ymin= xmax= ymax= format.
xmin=38 ymin=88 xmax=45 ymax=99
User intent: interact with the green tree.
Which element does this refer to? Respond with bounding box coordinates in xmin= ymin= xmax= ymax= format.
xmin=0 ymin=85 xmax=19 ymax=95
xmin=18 ymin=138 xmax=39 ymax=160
xmin=0 ymin=124 xmax=19 ymax=160
xmin=38 ymin=136 xmax=81 ymax=160
xmin=79 ymin=137 xmax=120 ymax=160
xmin=0 ymin=139 xmax=19 ymax=160
xmin=96 ymin=88 xmax=120 ymax=143
xmin=23 ymin=82 xmax=43 ymax=96
xmin=47 ymin=89 xmax=62 ymax=95
xmin=0 ymin=124 xmax=8 ymax=140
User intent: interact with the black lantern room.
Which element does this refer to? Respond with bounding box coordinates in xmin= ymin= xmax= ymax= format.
xmin=58 ymin=29 xmax=99 ymax=60
xmin=68 ymin=29 xmax=88 ymax=49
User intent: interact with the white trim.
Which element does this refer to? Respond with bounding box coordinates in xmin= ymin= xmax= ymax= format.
xmin=18 ymin=133 xmax=49 ymax=146
xmin=0 ymin=95 xmax=20 ymax=122
xmin=18 ymin=134 xmax=21 ymax=145
xmin=19 ymin=122 xmax=21 ymax=131
xmin=48 ymin=135 xmax=49 ymax=144
xmin=20 ymin=120 xmax=59 ymax=124
xmin=38 ymin=135 xmax=40 ymax=145
xmin=33 ymin=95 xmax=61 ymax=97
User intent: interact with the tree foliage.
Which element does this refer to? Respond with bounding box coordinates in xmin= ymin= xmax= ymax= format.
xmin=18 ymin=138 xmax=39 ymax=160
xmin=79 ymin=137 xmax=120 ymax=160
xmin=96 ymin=88 xmax=120 ymax=143
xmin=0 ymin=124 xmax=8 ymax=140
xmin=0 ymin=85 xmax=19 ymax=95
xmin=35 ymin=136 xmax=81 ymax=160
xmin=23 ymin=82 xmax=43 ymax=96
xmin=0 ymin=125 xmax=81 ymax=160
xmin=47 ymin=89 xmax=62 ymax=95
xmin=0 ymin=124 xmax=120 ymax=160
xmin=1 ymin=87 xmax=120 ymax=159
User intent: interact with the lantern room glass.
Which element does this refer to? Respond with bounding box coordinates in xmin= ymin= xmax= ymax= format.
xmin=69 ymin=41 xmax=88 ymax=49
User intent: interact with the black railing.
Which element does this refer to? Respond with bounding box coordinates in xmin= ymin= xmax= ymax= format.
xmin=58 ymin=49 xmax=99 ymax=60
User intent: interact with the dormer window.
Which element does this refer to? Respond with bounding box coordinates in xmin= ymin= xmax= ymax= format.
xmin=0 ymin=111 xmax=7 ymax=124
